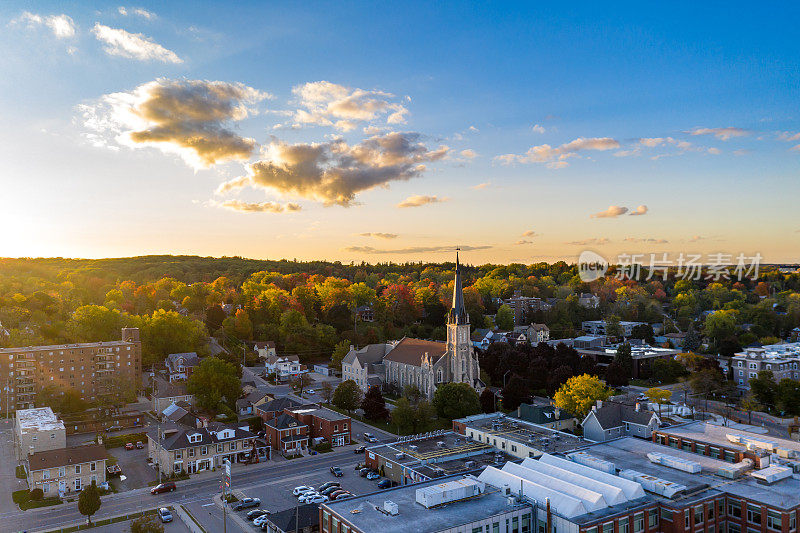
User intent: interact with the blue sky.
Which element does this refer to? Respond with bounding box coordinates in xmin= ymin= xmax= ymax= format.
xmin=1 ymin=2 xmax=798 ymax=263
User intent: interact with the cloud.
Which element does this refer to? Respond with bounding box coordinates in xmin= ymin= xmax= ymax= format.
xmin=778 ymin=132 xmax=800 ymax=142
xmin=689 ymin=235 xmax=705 ymax=242
xmin=343 ymin=245 xmax=490 ymax=254
xmin=79 ymin=78 xmax=268 ymax=168
xmin=521 ymin=230 xmax=538 ymax=237
xmin=290 ymin=81 xmax=409 ymax=131
xmin=217 ymin=132 xmax=449 ymax=206
xmin=590 ymin=205 xmax=628 ymax=218
xmin=396 ymin=194 xmax=448 ymax=208
xmin=460 ymin=149 xmax=478 ymax=159
xmin=532 ymin=124 xmax=545 ymax=134
xmin=515 ymin=240 xmax=535 ymax=245
xmin=628 ymin=205 xmax=648 ymax=216
xmin=12 ymin=12 xmax=76 ymax=38
xmin=564 ymin=238 xmax=610 ymax=246
xmin=91 ymin=23 xmax=182 ymax=63
xmin=791 ymin=144 xmax=800 ymax=153
xmin=119 ymin=6 xmax=156 ymax=19
xmin=733 ymin=149 xmax=751 ymax=156
xmin=496 ymin=137 xmax=619 ymax=168
xmin=215 ymin=199 xmax=300 ymax=213
xmin=359 ymin=232 xmax=398 ymax=239
xmin=623 ymin=237 xmax=668 ymax=244
xmin=471 ymin=182 xmax=490 ymax=190
xmin=688 ymin=127 xmax=750 ymax=140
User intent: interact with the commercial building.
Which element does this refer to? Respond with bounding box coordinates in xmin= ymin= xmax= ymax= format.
xmin=364 ymin=430 xmax=509 ymax=485
xmin=15 ymin=407 xmax=66 ymax=459
xmin=261 ymin=502 xmax=319 ymax=533
xmin=730 ymin=342 xmax=800 ymax=389
xmin=575 ymin=341 xmax=681 ymax=379
xmin=0 ymin=327 xmax=142 ymax=411
xmin=452 ymin=412 xmax=585 ymax=460
xmin=26 ymin=444 xmax=108 ymax=496
xmin=581 ymin=399 xmax=660 ymax=442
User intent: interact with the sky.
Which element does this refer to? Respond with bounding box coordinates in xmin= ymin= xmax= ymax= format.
xmin=1 ymin=1 xmax=799 ymax=265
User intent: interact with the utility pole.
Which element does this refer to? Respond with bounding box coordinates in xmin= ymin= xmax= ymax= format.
xmin=153 ymin=365 xmax=162 ymax=484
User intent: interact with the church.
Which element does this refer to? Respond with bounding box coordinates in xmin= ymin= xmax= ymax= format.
xmin=381 ymin=253 xmax=482 ymax=399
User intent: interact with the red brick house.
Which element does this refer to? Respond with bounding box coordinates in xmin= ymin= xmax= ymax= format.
xmin=286 ymin=406 xmax=352 ymax=447
xmin=263 ymin=413 xmax=308 ymax=455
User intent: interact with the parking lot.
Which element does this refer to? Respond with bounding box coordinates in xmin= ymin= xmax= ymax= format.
xmin=108 ymin=444 xmax=157 ymax=490
xmin=232 ymin=460 xmax=390 ymax=521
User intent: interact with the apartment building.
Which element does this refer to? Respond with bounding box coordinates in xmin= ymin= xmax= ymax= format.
xmin=730 ymin=342 xmax=800 ymax=389
xmin=15 ymin=407 xmax=66 ymax=459
xmin=0 ymin=327 xmax=141 ymax=411
xmin=147 ymin=421 xmax=266 ymax=476
xmin=26 ymin=444 xmax=108 ymax=496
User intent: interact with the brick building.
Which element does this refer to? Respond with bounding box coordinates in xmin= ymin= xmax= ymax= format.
xmin=26 ymin=444 xmax=108 ymax=497
xmin=0 ymin=327 xmax=141 ymax=411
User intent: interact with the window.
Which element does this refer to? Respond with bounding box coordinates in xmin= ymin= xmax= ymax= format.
xmin=75 ymin=465 xmax=81 ymax=474
xmin=602 ymin=522 xmax=614 ymax=533
xmin=174 ymin=462 xmax=181 ymax=473
xmin=230 ymin=442 xmax=236 ymax=451
xmin=175 ymin=451 xmax=182 ymax=460
xmin=747 ymin=505 xmax=761 ymax=525
xmin=728 ymin=524 xmax=741 ymax=533
xmin=59 ymin=467 xmax=65 ymax=477
xmin=649 ymin=510 xmax=659 ymax=528
xmin=696 ymin=506 xmax=705 ymax=524
xmin=43 ymin=470 xmax=50 ymax=480
xmin=217 ymin=444 xmax=223 ymax=453
xmin=718 ymin=499 xmax=724 ymax=517
xmin=90 ymin=462 xmax=96 ymax=472
xmin=767 ymin=510 xmax=782 ymax=531
xmin=188 ymin=448 xmax=195 ymax=457
xmin=43 ymin=483 xmax=49 ymax=493
xmin=201 ymin=446 xmax=208 ymax=455
xmin=728 ymin=501 xmax=742 ymax=519
xmin=661 ymin=509 xmax=673 ymax=521
xmin=709 ymin=502 xmax=715 ymax=521
xmin=634 ymin=513 xmax=644 ymax=533
xmin=619 ymin=517 xmax=629 ymax=533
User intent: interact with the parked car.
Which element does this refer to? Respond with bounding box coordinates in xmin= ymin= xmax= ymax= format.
xmin=124 ymin=442 xmax=135 ymax=450
xmin=298 ymin=492 xmax=321 ymax=503
xmin=321 ymin=486 xmax=342 ymax=496
xmin=330 ymin=466 xmax=343 ymax=477
xmin=157 ymin=507 xmax=173 ymax=523
xmin=150 ymin=481 xmax=177 ymax=494
xmin=359 ymin=467 xmax=370 ymax=477
xmin=328 ymin=489 xmax=349 ymax=499
xmin=306 ymin=494 xmax=329 ymax=504
xmin=292 ymin=485 xmax=314 ymax=496
xmin=354 ymin=445 xmax=366 ymax=454
xmin=377 ymin=479 xmax=392 ymax=489
xmin=247 ymin=509 xmax=270 ymax=521
xmin=366 ymin=471 xmax=380 ymax=480
xmin=232 ymin=497 xmax=261 ymax=510
xmin=318 ymin=481 xmax=340 ymax=492
xmin=332 ymin=491 xmax=353 ymax=500
xmin=363 ymin=432 xmax=378 ymax=442
xmin=254 ymin=513 xmax=272 ymax=527
xmin=135 ymin=441 xmax=144 ymax=449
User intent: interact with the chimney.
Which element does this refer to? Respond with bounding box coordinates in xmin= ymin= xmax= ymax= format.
xmin=635 ymin=403 xmax=641 ymax=412
xmin=596 ymin=400 xmax=603 ymax=409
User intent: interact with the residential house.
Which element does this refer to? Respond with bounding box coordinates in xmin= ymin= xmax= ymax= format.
xmin=162 ymin=401 xmax=200 ymax=428
xmin=165 ymin=352 xmax=200 ymax=382
xmin=236 ymin=389 xmax=273 ymax=416
xmin=256 ymin=397 xmax=303 ymax=423
xmin=147 ymin=422 xmax=266 ymax=476
xmin=152 ymin=377 xmax=195 ymax=414
xmin=355 ymin=304 xmax=375 ymax=322
xmin=263 ymin=413 xmax=309 ymax=455
xmin=515 ymin=401 xmax=576 ymax=432
xmin=253 ymin=341 xmax=277 ymax=361
xmin=265 ymin=355 xmax=304 ymax=382
xmin=525 ymin=323 xmax=550 ymax=345
xmin=15 ymin=407 xmax=66 ymax=459
xmin=26 ymin=444 xmax=108 ymax=496
xmin=260 ymin=503 xmax=319 ymax=533
xmin=285 ymin=406 xmax=351 ymax=447
xmin=341 ymin=343 xmax=393 ymax=391
xmin=581 ymin=399 xmax=660 ymax=442
xmin=577 ymin=293 xmax=600 ymax=308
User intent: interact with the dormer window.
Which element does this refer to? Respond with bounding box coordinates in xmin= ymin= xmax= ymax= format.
xmin=189 ymin=433 xmax=202 ymax=443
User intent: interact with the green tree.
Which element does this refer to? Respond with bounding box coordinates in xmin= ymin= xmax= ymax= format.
xmin=683 ymin=327 xmax=701 ymax=352
xmin=553 ymin=374 xmax=612 ymax=418
xmin=605 ymin=360 xmax=630 ymax=388
xmin=391 ymin=397 xmax=433 ymax=434
xmin=78 ymin=481 xmax=101 ymax=526
xmin=320 ymin=381 xmax=334 ymax=404
xmin=749 ymin=370 xmax=777 ymax=407
xmin=137 ymin=309 xmax=208 ymax=366
xmin=501 ymin=376 xmax=528 ymax=411
xmin=739 ymin=393 xmax=763 ymax=424
xmin=222 ymin=309 xmax=253 ymax=340
xmin=702 ymin=310 xmax=738 ymax=344
xmin=402 ymin=384 xmax=424 ymax=406
xmin=480 ymin=388 xmax=496 ymax=413
xmin=775 ymin=379 xmax=800 ymax=415
xmin=361 ymin=386 xmax=389 ymax=421
xmin=186 ymin=357 xmax=242 ymax=412
xmin=690 ymin=368 xmax=729 ymax=397
xmin=495 ymin=304 xmax=515 ymax=330
xmin=130 ymin=513 xmax=165 ymax=533
xmin=330 ymin=340 xmax=351 ymax=372
xmin=605 ymin=315 xmax=622 ymax=337
xmin=333 ymin=380 xmax=362 ymax=415
xmin=432 ymin=383 xmax=481 ymax=420
xmin=65 ymin=305 xmax=122 ymax=342
xmin=651 ymin=358 xmax=689 ymax=384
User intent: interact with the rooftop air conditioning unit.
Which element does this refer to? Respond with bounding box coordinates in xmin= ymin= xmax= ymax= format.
xmin=384 ymin=500 xmax=399 ymax=516
xmin=408 ymin=445 xmax=418 ymax=451
xmin=437 ymin=441 xmax=446 ymax=448
xmin=395 ymin=453 xmax=405 ymax=459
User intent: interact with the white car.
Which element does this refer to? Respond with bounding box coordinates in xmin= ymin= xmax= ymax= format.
xmin=298 ymin=491 xmax=321 ymax=503
xmin=293 ymin=485 xmax=314 ymax=496
xmin=254 ymin=514 xmax=272 ymax=527
xmin=306 ymin=494 xmax=329 ymax=504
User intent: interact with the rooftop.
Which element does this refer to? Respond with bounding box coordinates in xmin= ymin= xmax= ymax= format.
xmin=322 ymin=473 xmax=530 ymax=533
xmin=733 ymin=342 xmax=800 ymax=361
xmin=657 ymin=420 xmax=800 ymax=457
xmin=457 ymin=412 xmax=586 ymax=454
xmin=28 ymin=444 xmax=107 ymax=471
xmin=16 ymin=407 xmax=65 ymax=433
xmin=0 ymin=339 xmax=135 ymax=353
xmin=368 ymin=431 xmax=494 ymax=467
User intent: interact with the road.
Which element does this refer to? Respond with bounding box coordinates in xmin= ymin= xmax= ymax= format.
xmin=4 ymin=443 xmax=393 ymax=532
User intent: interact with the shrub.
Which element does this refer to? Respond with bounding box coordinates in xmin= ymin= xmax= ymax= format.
xmin=29 ymin=488 xmax=44 ymax=501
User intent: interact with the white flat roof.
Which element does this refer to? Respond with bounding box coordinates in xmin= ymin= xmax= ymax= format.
xmin=16 ymin=407 xmax=65 ymax=432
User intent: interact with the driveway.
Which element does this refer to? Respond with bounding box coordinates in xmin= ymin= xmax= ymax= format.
xmin=109 ymin=446 xmax=157 ymax=490
xmin=0 ymin=422 xmax=26 ymax=514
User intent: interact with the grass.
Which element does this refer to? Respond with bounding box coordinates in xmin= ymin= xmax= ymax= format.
xmin=42 ymin=508 xmax=162 ymax=532
xmin=15 ymin=465 xmax=26 ymax=479
xmin=103 ymin=432 xmax=147 ymax=449
xmin=12 ymin=489 xmax=63 ymax=510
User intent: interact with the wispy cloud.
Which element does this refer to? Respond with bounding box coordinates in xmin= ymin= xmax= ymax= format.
xmin=12 ymin=11 xmax=76 ymax=39
xmin=79 ymin=78 xmax=267 ymax=168
xmin=460 ymin=149 xmax=478 ymax=159
xmin=778 ymin=132 xmax=800 ymax=142
xmin=396 ymin=195 xmax=448 ymax=208
xmin=359 ymin=232 xmax=398 ymax=239
xmin=688 ymin=127 xmax=750 ymax=140
xmin=496 ymin=137 xmax=620 ymax=168
xmin=290 ymin=81 xmax=408 ymax=131
xmin=118 ymin=7 xmax=156 ymax=19
xmin=91 ymin=23 xmax=182 ymax=63
xmin=628 ymin=205 xmax=648 ymax=216
xmin=515 ymin=240 xmax=535 ymax=245
xmin=470 ymin=182 xmax=491 ymax=190
xmin=532 ymin=124 xmax=545 ymax=134
xmin=218 ymin=133 xmax=449 ymax=207
xmin=343 ymin=244 xmax=490 ymax=254
xmin=623 ymin=237 xmax=668 ymax=244
xmin=521 ymin=230 xmax=538 ymax=237
xmin=215 ymin=200 xmax=301 ymax=213
xmin=590 ymin=205 xmax=628 ymax=218
xmin=564 ymin=238 xmax=610 ymax=246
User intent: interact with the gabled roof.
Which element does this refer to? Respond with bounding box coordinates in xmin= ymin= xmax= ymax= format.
xmin=256 ymin=397 xmax=301 ymax=415
xmin=262 ymin=503 xmax=319 ymax=532
xmin=584 ymin=401 xmax=658 ymax=430
xmin=382 ymin=337 xmax=447 ymax=367
xmin=28 ymin=444 xmax=107 ymax=471
xmin=165 ymin=352 xmax=200 ymax=371
xmin=148 ymin=424 xmax=255 ymax=451
xmin=267 ymin=413 xmax=306 ymax=430
xmin=342 ymin=343 xmax=393 ymax=366
xmin=253 ymin=341 xmax=275 ymax=349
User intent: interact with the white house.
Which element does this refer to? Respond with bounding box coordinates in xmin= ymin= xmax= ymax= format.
xmin=264 ymin=355 xmax=304 ymax=381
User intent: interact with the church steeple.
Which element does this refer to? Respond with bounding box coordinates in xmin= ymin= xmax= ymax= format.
xmin=448 ymin=250 xmax=469 ymax=325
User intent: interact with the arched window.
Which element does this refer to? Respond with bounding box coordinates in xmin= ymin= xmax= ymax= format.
xmin=437 ymin=369 xmax=443 ymax=383
xmin=461 ymin=359 xmax=466 ymax=372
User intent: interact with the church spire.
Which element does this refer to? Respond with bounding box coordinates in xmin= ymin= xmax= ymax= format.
xmin=448 ymin=249 xmax=469 ymax=324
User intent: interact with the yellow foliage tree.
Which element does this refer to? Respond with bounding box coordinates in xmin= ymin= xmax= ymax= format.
xmin=554 ymin=374 xmax=612 ymax=418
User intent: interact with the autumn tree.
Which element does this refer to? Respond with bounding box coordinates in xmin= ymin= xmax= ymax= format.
xmin=495 ymin=304 xmax=515 ymax=330
xmin=320 ymin=381 xmax=334 ymax=404
xmin=554 ymin=374 xmax=612 ymax=418
xmin=361 ymin=386 xmax=389 ymax=421
xmin=330 ymin=340 xmax=351 ymax=372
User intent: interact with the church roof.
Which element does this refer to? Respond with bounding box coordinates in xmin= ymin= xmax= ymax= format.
xmin=382 ymin=337 xmax=446 ymax=367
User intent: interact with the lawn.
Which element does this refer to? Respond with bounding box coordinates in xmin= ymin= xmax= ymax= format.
xmin=12 ymin=489 xmax=62 ymax=510
xmin=15 ymin=465 xmax=26 ymax=479
xmin=103 ymin=432 xmax=147 ymax=449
